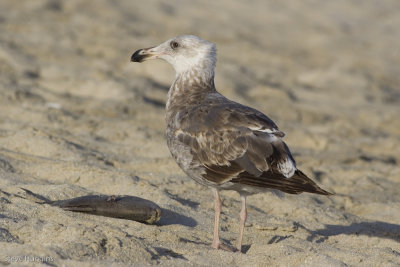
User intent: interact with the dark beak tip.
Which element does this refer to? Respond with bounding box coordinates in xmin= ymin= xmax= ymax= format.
xmin=130 ymin=49 xmax=143 ymax=63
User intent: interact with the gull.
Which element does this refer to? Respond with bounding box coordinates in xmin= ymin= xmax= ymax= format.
xmin=131 ymin=35 xmax=332 ymax=252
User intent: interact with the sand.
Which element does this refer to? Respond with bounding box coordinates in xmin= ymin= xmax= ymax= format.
xmin=0 ymin=0 xmax=399 ymax=266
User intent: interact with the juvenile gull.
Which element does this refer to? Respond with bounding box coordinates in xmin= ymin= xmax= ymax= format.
xmin=131 ymin=35 xmax=332 ymax=252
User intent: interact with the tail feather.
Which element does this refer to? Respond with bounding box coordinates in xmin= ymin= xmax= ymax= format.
xmin=231 ymin=169 xmax=333 ymax=195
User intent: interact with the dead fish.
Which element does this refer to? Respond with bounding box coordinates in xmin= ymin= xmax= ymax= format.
xmin=20 ymin=188 xmax=161 ymax=224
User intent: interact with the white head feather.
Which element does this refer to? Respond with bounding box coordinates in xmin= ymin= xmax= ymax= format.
xmin=132 ymin=35 xmax=217 ymax=79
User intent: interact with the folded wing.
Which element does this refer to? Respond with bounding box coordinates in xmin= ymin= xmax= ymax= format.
xmin=175 ymin=98 xmax=332 ymax=195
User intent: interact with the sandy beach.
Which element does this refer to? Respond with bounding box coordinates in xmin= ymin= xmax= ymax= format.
xmin=0 ymin=0 xmax=399 ymax=266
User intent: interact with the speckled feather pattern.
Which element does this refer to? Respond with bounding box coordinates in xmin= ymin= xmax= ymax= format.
xmin=134 ymin=35 xmax=331 ymax=196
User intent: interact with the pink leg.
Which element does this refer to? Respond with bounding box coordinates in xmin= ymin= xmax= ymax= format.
xmin=236 ymin=195 xmax=247 ymax=252
xmin=211 ymin=188 xmax=222 ymax=249
xmin=211 ymin=188 xmax=237 ymax=252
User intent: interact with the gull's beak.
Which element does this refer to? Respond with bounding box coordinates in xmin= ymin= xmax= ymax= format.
xmin=131 ymin=46 xmax=158 ymax=63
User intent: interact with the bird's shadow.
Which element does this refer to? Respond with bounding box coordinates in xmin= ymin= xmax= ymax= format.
xmin=152 ymin=247 xmax=188 ymax=261
xmin=300 ymin=221 xmax=400 ymax=243
xmin=163 ymin=189 xmax=200 ymax=209
xmin=157 ymin=208 xmax=197 ymax=227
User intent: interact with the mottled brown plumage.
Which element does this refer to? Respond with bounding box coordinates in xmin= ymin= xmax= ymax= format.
xmin=131 ymin=35 xmax=332 ymax=253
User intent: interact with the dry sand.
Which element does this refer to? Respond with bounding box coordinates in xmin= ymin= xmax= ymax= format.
xmin=0 ymin=0 xmax=399 ymax=266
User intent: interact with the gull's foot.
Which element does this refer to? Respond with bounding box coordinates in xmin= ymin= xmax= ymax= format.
xmin=236 ymin=242 xmax=243 ymax=253
xmin=107 ymin=195 xmax=116 ymax=202
xmin=212 ymin=241 xmax=238 ymax=252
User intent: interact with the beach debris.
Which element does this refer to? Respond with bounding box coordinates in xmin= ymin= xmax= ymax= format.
xmin=20 ymin=188 xmax=161 ymax=224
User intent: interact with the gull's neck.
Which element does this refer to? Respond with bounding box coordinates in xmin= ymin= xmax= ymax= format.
xmin=166 ymin=63 xmax=216 ymax=120
xmin=167 ymin=64 xmax=216 ymax=104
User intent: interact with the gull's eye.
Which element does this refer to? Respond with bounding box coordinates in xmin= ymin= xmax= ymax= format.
xmin=170 ymin=41 xmax=179 ymax=49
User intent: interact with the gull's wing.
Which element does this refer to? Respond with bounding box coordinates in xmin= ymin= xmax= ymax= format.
xmin=175 ymin=95 xmax=332 ymax=195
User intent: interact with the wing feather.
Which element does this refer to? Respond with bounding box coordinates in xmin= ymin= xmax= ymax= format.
xmin=174 ymin=96 xmax=331 ymax=195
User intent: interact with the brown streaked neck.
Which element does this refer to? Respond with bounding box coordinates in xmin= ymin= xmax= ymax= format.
xmin=166 ymin=66 xmax=216 ymax=120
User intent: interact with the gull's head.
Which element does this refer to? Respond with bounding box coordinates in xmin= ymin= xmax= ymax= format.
xmin=131 ymin=35 xmax=216 ymax=74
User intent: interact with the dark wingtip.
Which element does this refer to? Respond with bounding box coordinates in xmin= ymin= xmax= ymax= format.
xmin=295 ymin=170 xmax=334 ymax=196
xmin=316 ymin=187 xmax=335 ymax=196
